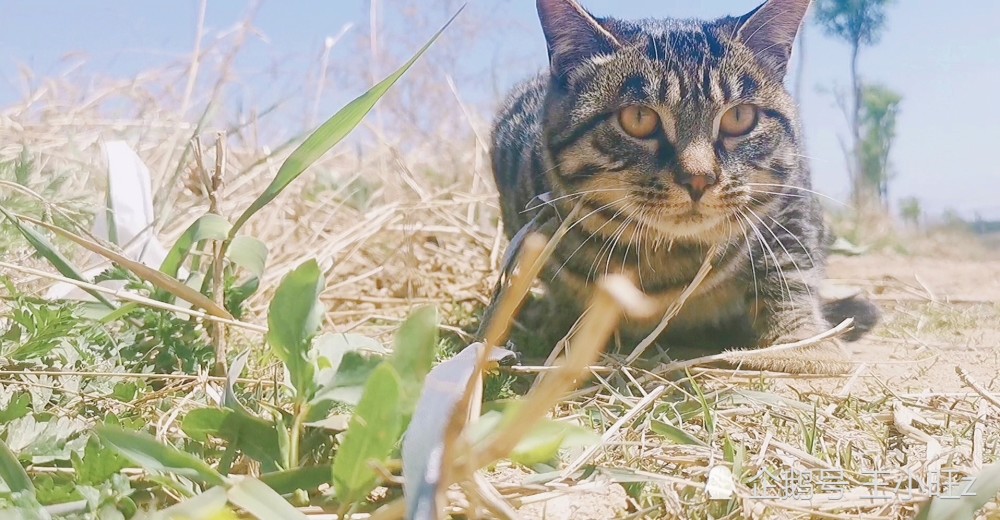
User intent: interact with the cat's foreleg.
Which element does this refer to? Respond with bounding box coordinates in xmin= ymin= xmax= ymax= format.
xmin=734 ymin=279 xmax=853 ymax=375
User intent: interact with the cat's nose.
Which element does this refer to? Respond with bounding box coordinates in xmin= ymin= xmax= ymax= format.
xmin=676 ymin=173 xmax=716 ymax=202
xmin=675 ymin=140 xmax=718 ymax=202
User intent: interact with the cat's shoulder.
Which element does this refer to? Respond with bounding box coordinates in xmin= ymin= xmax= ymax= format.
xmin=492 ymin=74 xmax=548 ymax=141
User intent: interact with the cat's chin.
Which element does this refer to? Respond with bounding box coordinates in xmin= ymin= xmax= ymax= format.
xmin=642 ymin=210 xmax=733 ymax=243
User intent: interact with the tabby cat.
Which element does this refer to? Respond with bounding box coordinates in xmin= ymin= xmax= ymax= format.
xmin=488 ymin=0 xmax=878 ymax=374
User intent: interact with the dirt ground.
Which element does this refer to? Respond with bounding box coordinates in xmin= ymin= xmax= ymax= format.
xmin=825 ymin=254 xmax=1000 ymax=395
xmin=504 ymin=251 xmax=1000 ymax=520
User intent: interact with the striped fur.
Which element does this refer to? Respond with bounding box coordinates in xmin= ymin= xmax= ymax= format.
xmin=489 ymin=0 xmax=876 ymax=374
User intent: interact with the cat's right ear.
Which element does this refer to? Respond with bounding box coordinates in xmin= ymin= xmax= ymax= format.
xmin=537 ymin=0 xmax=620 ymax=81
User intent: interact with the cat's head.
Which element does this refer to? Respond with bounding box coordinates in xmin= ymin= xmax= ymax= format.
xmin=537 ymin=0 xmax=810 ymax=242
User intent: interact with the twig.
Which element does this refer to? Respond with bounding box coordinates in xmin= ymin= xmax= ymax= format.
xmin=471 ymin=274 xmax=656 ymax=469
xmin=558 ymin=385 xmax=668 ymax=480
xmin=310 ymin=24 xmax=354 ymax=127
xmin=973 ymin=400 xmax=986 ymax=471
xmin=725 ymin=319 xmax=852 ymax=358
xmin=655 ymin=319 xmax=854 ymax=378
xmin=0 ymin=370 xmax=276 ymax=386
xmin=956 ymin=366 xmax=1000 ymax=411
xmin=180 ymin=0 xmax=208 ymax=114
xmin=626 ymin=244 xmax=720 ymax=364
xmin=210 ymin=132 xmax=228 ymax=375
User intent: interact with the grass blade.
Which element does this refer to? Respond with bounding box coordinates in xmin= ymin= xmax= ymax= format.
xmin=227 ymin=477 xmax=309 ymax=519
xmin=97 ymin=426 xmax=226 ymax=487
xmin=650 ymin=420 xmax=707 ymax=447
xmin=0 ymin=205 xmax=114 ymax=308
xmin=229 ymin=6 xmax=464 ymax=235
xmin=21 ymin=214 xmax=233 ymax=319
xmin=258 ymin=466 xmax=333 ymax=496
xmin=0 ymin=438 xmax=33 ymax=495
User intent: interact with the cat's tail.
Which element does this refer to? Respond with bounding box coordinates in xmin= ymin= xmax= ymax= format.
xmin=821 ymin=295 xmax=880 ymax=341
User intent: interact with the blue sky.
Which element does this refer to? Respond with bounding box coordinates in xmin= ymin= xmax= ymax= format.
xmin=2 ymin=1 xmax=999 ymax=219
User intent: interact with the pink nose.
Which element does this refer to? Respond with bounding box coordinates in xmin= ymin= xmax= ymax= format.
xmin=678 ymin=174 xmax=715 ymax=202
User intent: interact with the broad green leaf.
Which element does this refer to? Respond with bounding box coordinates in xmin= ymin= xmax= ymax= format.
xmin=227 ymin=477 xmax=309 ymax=520
xmin=258 ymin=465 xmax=333 ymax=496
xmin=0 ymin=438 xmax=33 ymax=494
xmin=331 ymin=362 xmax=402 ymax=506
xmin=22 ymin=215 xmax=233 ymax=319
xmin=181 ymin=408 xmax=282 ymax=471
xmin=468 ymin=410 xmax=599 ymax=467
xmin=224 ymin=236 xmax=268 ymax=314
xmin=315 ymin=333 xmax=386 ymax=373
xmin=97 ymin=426 xmax=226 ymax=487
xmin=379 ymin=306 xmax=438 ymax=450
xmin=180 ymin=409 xmax=239 ymax=442
xmin=508 ymin=418 xmax=598 ymax=467
xmin=267 ymin=260 xmax=323 ymax=399
xmin=159 ymin=214 xmax=231 ymax=278
xmin=155 ymin=486 xmax=231 ymax=520
xmin=310 ymin=333 xmax=387 ymax=405
xmin=915 ymin=460 xmax=1000 ymax=520
xmin=650 ymin=420 xmax=707 ymax=447
xmin=390 ymin=306 xmax=437 ymax=380
xmin=111 ymin=381 xmax=138 ymax=402
xmin=311 ymin=351 xmax=384 ymax=406
xmin=389 ymin=307 xmax=438 ymax=417
xmin=71 ymin=436 xmax=127 ymax=486
xmin=225 ymin=278 xmax=259 ymax=319
xmin=227 ymin=235 xmax=268 ymax=277
xmin=0 ymin=205 xmax=114 ymax=308
xmin=229 ymin=8 xmax=464 ymax=235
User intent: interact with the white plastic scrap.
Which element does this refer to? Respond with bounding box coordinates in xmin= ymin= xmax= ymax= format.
xmin=46 ymin=141 xmax=171 ymax=300
xmin=401 ymin=343 xmax=516 ymax=520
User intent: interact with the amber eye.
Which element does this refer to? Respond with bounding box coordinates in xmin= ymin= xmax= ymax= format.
xmin=617 ymin=105 xmax=660 ymax=139
xmin=719 ymin=104 xmax=759 ymax=137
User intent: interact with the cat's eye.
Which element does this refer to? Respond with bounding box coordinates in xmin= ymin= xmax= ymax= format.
xmin=617 ymin=105 xmax=660 ymax=139
xmin=719 ymin=104 xmax=759 ymax=137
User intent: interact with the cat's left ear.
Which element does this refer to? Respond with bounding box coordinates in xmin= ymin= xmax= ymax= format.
xmin=737 ymin=0 xmax=811 ymax=77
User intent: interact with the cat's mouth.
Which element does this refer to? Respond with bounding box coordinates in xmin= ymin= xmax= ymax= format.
xmin=637 ymin=201 xmax=735 ymax=240
xmin=680 ymin=203 xmax=707 ymax=217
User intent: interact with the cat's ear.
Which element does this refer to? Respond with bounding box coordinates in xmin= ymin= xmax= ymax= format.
xmin=736 ymin=0 xmax=811 ymax=77
xmin=537 ymin=0 xmax=620 ymax=81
